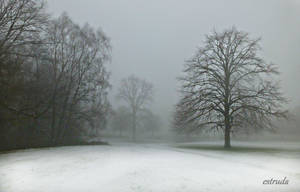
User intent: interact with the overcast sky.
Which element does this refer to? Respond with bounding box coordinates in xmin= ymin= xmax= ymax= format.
xmin=47 ymin=0 xmax=300 ymax=127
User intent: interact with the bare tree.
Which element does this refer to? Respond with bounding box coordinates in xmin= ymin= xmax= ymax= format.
xmin=117 ymin=75 xmax=153 ymax=141
xmin=46 ymin=13 xmax=111 ymax=144
xmin=174 ymin=27 xmax=288 ymax=148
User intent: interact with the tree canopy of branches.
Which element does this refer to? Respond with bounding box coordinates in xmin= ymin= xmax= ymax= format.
xmin=45 ymin=13 xmax=111 ymax=144
xmin=0 ymin=0 xmax=48 ymax=118
xmin=174 ymin=27 xmax=287 ymax=148
xmin=117 ymin=75 xmax=153 ymax=141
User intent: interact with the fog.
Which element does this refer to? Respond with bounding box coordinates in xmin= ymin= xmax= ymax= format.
xmin=1 ymin=1 xmax=300 ymax=191
xmin=46 ymin=0 xmax=300 ymax=133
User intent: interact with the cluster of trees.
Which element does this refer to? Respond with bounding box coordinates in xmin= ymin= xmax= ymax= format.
xmin=0 ymin=0 xmax=111 ymax=150
xmin=0 ymin=1 xmax=288 ymax=150
xmin=173 ymin=27 xmax=288 ymax=148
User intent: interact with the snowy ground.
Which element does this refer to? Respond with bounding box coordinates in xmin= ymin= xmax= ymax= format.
xmin=0 ymin=141 xmax=300 ymax=192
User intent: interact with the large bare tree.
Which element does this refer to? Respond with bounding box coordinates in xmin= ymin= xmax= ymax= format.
xmin=46 ymin=13 xmax=111 ymax=144
xmin=117 ymin=75 xmax=153 ymax=141
xmin=174 ymin=27 xmax=287 ymax=148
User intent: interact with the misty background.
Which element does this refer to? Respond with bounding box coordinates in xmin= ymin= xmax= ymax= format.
xmin=47 ymin=0 xmax=300 ymax=134
xmin=1 ymin=1 xmax=300 ymax=191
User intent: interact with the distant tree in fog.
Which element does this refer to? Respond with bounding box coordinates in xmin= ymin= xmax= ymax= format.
xmin=174 ymin=27 xmax=288 ymax=148
xmin=117 ymin=75 xmax=153 ymax=141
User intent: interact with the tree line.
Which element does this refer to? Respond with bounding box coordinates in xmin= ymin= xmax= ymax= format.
xmin=0 ymin=0 xmax=111 ymax=150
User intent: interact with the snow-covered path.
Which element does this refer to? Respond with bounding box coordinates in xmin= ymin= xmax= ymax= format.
xmin=0 ymin=142 xmax=299 ymax=192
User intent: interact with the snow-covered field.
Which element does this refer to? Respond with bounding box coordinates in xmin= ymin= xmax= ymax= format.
xmin=0 ymin=141 xmax=300 ymax=192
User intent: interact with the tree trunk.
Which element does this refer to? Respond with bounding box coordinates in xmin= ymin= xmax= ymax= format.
xmin=224 ymin=128 xmax=231 ymax=148
xmin=119 ymin=128 xmax=122 ymax=137
xmin=50 ymin=96 xmax=57 ymax=146
xmin=132 ymin=110 xmax=136 ymax=142
xmin=224 ymin=116 xmax=231 ymax=148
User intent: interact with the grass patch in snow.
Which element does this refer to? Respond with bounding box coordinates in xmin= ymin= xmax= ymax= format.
xmin=177 ymin=144 xmax=300 ymax=154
